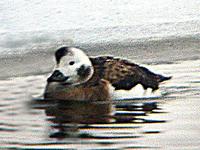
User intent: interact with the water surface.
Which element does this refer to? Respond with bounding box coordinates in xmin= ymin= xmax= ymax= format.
xmin=0 ymin=1 xmax=200 ymax=149
xmin=0 ymin=57 xmax=199 ymax=149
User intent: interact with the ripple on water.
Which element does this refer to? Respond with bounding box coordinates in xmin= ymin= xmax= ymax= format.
xmin=0 ymin=127 xmax=18 ymax=132
xmin=0 ymin=59 xmax=200 ymax=149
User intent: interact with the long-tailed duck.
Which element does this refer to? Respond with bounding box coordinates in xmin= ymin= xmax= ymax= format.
xmin=44 ymin=46 xmax=171 ymax=101
xmin=44 ymin=47 xmax=113 ymax=123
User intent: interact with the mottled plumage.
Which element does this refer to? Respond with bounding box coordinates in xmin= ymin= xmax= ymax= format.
xmin=44 ymin=46 xmax=171 ymax=101
xmin=88 ymin=56 xmax=171 ymax=91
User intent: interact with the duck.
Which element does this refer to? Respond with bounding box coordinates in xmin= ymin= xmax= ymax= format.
xmin=44 ymin=46 xmax=171 ymax=101
xmin=44 ymin=46 xmax=113 ymax=123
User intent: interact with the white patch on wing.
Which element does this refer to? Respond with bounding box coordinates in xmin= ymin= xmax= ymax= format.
xmin=109 ymin=83 xmax=162 ymax=100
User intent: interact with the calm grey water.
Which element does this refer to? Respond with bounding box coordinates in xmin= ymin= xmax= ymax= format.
xmin=0 ymin=0 xmax=200 ymax=149
xmin=0 ymin=54 xmax=200 ymax=149
xmin=1 ymin=0 xmax=200 ymax=79
xmin=1 ymin=0 xmax=200 ymax=56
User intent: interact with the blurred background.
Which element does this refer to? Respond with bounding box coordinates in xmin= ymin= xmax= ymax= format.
xmin=0 ymin=0 xmax=200 ymax=78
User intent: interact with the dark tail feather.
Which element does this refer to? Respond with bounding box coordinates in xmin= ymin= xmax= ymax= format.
xmin=156 ymin=75 xmax=172 ymax=82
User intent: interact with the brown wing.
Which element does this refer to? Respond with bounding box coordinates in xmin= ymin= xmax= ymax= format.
xmin=89 ymin=56 xmax=171 ymax=91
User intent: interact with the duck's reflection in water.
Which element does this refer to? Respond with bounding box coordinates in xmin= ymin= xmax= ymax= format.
xmin=31 ymin=98 xmax=166 ymax=140
xmin=45 ymin=100 xmax=113 ymax=124
xmin=42 ymin=99 xmax=113 ymax=138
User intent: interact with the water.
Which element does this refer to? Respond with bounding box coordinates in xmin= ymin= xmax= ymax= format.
xmin=0 ymin=56 xmax=200 ymax=149
xmin=1 ymin=0 xmax=200 ymax=56
xmin=1 ymin=0 xmax=200 ymax=79
xmin=1 ymin=1 xmax=200 ymax=149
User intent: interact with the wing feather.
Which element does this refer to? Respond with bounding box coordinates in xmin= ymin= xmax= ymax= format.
xmin=89 ymin=56 xmax=171 ymax=91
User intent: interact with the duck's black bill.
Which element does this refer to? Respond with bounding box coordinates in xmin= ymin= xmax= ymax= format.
xmin=47 ymin=70 xmax=69 ymax=82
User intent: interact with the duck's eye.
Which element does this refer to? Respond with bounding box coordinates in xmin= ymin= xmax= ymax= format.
xmin=69 ymin=61 xmax=75 ymax=65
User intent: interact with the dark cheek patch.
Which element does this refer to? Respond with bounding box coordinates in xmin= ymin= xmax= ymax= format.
xmin=77 ymin=65 xmax=91 ymax=78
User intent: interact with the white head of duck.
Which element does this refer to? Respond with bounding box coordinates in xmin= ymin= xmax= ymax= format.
xmin=47 ymin=46 xmax=94 ymax=86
